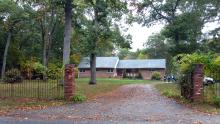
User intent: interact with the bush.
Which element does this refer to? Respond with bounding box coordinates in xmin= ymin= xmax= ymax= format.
xmin=136 ymin=73 xmax=143 ymax=79
xmin=72 ymin=93 xmax=87 ymax=102
xmin=151 ymin=72 xmax=161 ymax=80
xmin=173 ymin=53 xmax=215 ymax=74
xmin=74 ymin=68 xmax=79 ymax=78
xmin=47 ymin=63 xmax=62 ymax=79
xmin=21 ymin=59 xmax=46 ymax=79
xmin=5 ymin=69 xmax=22 ymax=83
xmin=33 ymin=62 xmax=46 ymax=74
xmin=21 ymin=59 xmax=35 ymax=79
xmin=214 ymin=96 xmax=220 ymax=107
xmin=162 ymin=90 xmax=181 ymax=99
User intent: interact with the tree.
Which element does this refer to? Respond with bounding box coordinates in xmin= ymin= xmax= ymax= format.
xmin=144 ymin=33 xmax=168 ymax=58
xmin=134 ymin=0 xmax=204 ymax=56
xmin=83 ymin=0 xmax=129 ymax=84
xmin=34 ymin=0 xmax=60 ymax=68
xmin=63 ymin=0 xmax=72 ymax=65
xmin=162 ymin=12 xmax=203 ymax=55
xmin=0 ymin=0 xmax=27 ymax=80
xmin=117 ymin=48 xmax=131 ymax=59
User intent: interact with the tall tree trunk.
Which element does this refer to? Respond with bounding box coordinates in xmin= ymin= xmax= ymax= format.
xmin=63 ymin=0 xmax=72 ymax=65
xmin=89 ymin=2 xmax=99 ymax=85
xmin=89 ymin=53 xmax=96 ymax=84
xmin=1 ymin=28 xmax=12 ymax=80
xmin=43 ymin=29 xmax=50 ymax=67
xmin=42 ymin=4 xmax=56 ymax=68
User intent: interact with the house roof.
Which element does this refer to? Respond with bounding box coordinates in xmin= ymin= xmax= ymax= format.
xmin=117 ymin=59 xmax=166 ymax=69
xmin=78 ymin=57 xmax=166 ymax=69
xmin=78 ymin=57 xmax=119 ymax=68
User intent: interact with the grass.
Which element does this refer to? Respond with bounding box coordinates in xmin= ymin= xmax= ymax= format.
xmin=76 ymin=78 xmax=161 ymax=99
xmin=0 ymin=78 xmax=160 ymax=113
xmin=155 ymin=83 xmax=220 ymax=114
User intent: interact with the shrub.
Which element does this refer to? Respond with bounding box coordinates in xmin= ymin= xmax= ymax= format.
xmin=214 ymin=96 xmax=220 ymax=107
xmin=151 ymin=72 xmax=161 ymax=80
xmin=21 ymin=59 xmax=46 ymax=79
xmin=213 ymin=56 xmax=220 ymax=68
xmin=47 ymin=63 xmax=62 ymax=79
xmin=162 ymin=90 xmax=182 ymax=99
xmin=31 ymin=62 xmax=46 ymax=79
xmin=21 ymin=59 xmax=35 ymax=79
xmin=136 ymin=73 xmax=143 ymax=79
xmin=72 ymin=93 xmax=87 ymax=102
xmin=74 ymin=68 xmax=79 ymax=78
xmin=5 ymin=69 xmax=22 ymax=83
xmin=33 ymin=62 xmax=46 ymax=74
xmin=173 ymin=53 xmax=215 ymax=74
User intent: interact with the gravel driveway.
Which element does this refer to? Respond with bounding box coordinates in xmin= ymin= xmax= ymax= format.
xmin=2 ymin=84 xmax=220 ymax=124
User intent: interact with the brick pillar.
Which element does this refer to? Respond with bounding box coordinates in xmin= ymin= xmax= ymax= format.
xmin=64 ymin=64 xmax=75 ymax=100
xmin=192 ymin=64 xmax=204 ymax=102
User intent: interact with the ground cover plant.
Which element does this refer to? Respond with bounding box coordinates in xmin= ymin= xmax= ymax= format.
xmin=156 ymin=83 xmax=220 ymax=114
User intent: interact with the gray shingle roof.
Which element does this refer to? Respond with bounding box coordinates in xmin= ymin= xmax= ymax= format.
xmin=78 ymin=57 xmax=119 ymax=68
xmin=78 ymin=57 xmax=166 ymax=69
xmin=117 ymin=59 xmax=166 ymax=69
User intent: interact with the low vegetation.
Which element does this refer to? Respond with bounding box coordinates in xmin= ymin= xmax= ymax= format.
xmin=151 ymin=72 xmax=161 ymax=80
xmin=0 ymin=78 xmax=160 ymax=114
xmin=72 ymin=93 xmax=87 ymax=103
xmin=156 ymin=83 xmax=220 ymax=114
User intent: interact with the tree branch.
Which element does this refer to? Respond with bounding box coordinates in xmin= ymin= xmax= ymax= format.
xmin=149 ymin=1 xmax=171 ymax=23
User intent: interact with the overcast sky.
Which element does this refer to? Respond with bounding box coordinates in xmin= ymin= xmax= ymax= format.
xmin=124 ymin=21 xmax=219 ymax=52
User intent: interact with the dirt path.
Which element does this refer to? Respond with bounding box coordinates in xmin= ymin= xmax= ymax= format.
xmin=2 ymin=84 xmax=220 ymax=124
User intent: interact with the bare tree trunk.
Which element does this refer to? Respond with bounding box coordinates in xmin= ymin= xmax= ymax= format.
xmin=1 ymin=28 xmax=12 ymax=80
xmin=89 ymin=53 xmax=96 ymax=84
xmin=42 ymin=4 xmax=56 ymax=68
xmin=89 ymin=2 xmax=99 ymax=85
xmin=63 ymin=0 xmax=72 ymax=65
xmin=43 ymin=29 xmax=50 ymax=67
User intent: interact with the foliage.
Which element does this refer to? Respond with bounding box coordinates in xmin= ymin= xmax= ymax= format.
xmin=46 ymin=63 xmax=62 ymax=79
xmin=117 ymin=49 xmax=148 ymax=60
xmin=21 ymin=59 xmax=35 ymax=79
xmin=74 ymin=68 xmax=79 ymax=78
xmin=151 ymin=72 xmax=161 ymax=80
xmin=204 ymin=85 xmax=216 ymax=103
xmin=161 ymin=12 xmax=203 ymax=55
xmin=162 ymin=90 xmax=181 ymax=99
xmin=214 ymin=96 xmax=220 ymax=108
xmin=156 ymin=83 xmax=220 ymax=113
xmin=70 ymin=54 xmax=81 ymax=66
xmin=72 ymin=93 xmax=87 ymax=102
xmin=4 ymin=68 xmax=22 ymax=83
xmin=144 ymin=33 xmax=168 ymax=58
xmin=172 ymin=53 xmax=215 ymax=74
xmin=33 ymin=62 xmax=46 ymax=75
xmin=21 ymin=59 xmax=46 ymax=79
xmin=213 ymin=56 xmax=220 ymax=68
xmin=155 ymin=83 xmax=181 ymax=99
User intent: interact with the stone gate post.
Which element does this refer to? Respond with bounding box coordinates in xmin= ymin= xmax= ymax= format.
xmin=64 ymin=64 xmax=75 ymax=100
xmin=192 ymin=64 xmax=204 ymax=102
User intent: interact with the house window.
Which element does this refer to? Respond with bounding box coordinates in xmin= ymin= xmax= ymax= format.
xmin=107 ymin=69 xmax=113 ymax=73
xmin=80 ymin=69 xmax=85 ymax=72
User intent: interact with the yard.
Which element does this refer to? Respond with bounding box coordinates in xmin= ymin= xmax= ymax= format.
xmin=0 ymin=78 xmax=160 ymax=115
xmin=155 ymin=83 xmax=220 ymax=114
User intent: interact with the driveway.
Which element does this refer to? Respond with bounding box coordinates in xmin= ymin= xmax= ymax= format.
xmin=1 ymin=84 xmax=220 ymax=124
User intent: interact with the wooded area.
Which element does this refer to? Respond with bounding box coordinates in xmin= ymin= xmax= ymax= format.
xmin=0 ymin=0 xmax=220 ymax=83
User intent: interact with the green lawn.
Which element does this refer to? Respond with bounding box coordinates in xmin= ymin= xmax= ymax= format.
xmin=0 ymin=78 xmax=159 ymax=99
xmin=0 ymin=78 xmax=160 ymax=114
xmin=155 ymin=83 xmax=220 ymax=114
